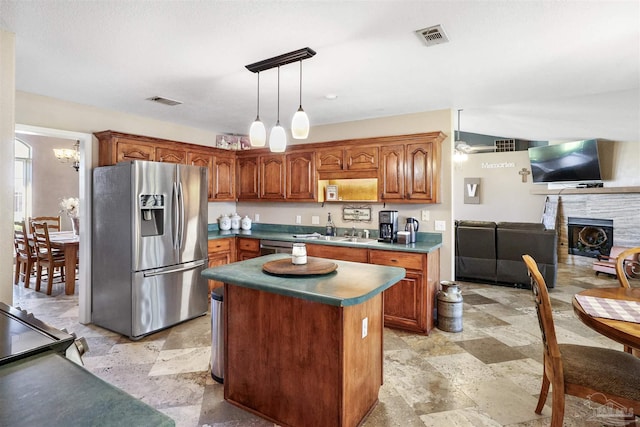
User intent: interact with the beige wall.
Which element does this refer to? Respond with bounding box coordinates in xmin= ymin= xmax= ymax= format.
xmin=453 ymin=140 xmax=640 ymax=223
xmin=1 ymin=30 xmax=15 ymax=304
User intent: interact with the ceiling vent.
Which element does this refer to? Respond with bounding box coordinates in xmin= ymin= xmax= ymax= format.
xmin=415 ymin=25 xmax=449 ymax=47
xmin=146 ymin=96 xmax=183 ymax=106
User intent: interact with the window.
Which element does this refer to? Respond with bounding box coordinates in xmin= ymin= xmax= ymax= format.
xmin=14 ymin=138 xmax=32 ymax=221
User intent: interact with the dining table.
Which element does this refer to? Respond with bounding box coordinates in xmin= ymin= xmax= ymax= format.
xmin=572 ymin=287 xmax=640 ymax=351
xmin=48 ymin=231 xmax=80 ymax=295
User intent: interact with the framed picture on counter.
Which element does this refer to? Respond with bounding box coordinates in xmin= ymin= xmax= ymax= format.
xmin=326 ymin=185 xmax=338 ymax=201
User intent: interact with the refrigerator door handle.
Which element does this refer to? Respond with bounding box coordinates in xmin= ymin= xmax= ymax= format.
xmin=178 ymin=181 xmax=185 ymax=250
xmin=172 ymin=181 xmax=179 ymax=249
xmin=142 ymin=259 xmax=206 ymax=277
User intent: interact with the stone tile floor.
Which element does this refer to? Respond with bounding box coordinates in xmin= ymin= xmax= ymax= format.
xmin=11 ymin=263 xmax=636 ymax=426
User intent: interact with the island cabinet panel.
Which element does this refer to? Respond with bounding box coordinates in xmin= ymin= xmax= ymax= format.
xmin=225 ymin=285 xmax=382 ymax=427
xmin=306 ymin=244 xmax=369 ymax=263
xmin=212 ymin=153 xmax=235 ymax=201
xmin=285 ymin=151 xmax=316 ymax=201
xmin=207 ymin=238 xmax=235 ymax=292
xmin=260 ymin=154 xmax=286 ymax=200
xmin=236 ymin=155 xmax=260 ymax=200
xmin=379 ymin=145 xmax=405 ymax=200
xmin=236 ymin=237 xmax=260 ymax=261
xmin=369 ymin=249 xmax=438 ymax=334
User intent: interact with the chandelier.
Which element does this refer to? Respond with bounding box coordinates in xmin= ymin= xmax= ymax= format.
xmin=53 ymin=140 xmax=80 ymax=171
xmin=246 ymin=47 xmax=316 ymax=152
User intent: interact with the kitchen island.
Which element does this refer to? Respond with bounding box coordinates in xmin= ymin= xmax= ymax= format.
xmin=202 ymin=253 xmax=405 ymax=427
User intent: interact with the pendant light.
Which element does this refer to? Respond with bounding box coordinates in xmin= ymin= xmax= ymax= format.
xmin=291 ymin=60 xmax=310 ymax=139
xmin=269 ymin=66 xmax=287 ymax=152
xmin=249 ymin=72 xmax=266 ymax=147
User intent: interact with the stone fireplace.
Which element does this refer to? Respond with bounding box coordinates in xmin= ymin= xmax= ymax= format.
xmin=567 ymin=217 xmax=613 ymax=258
xmin=544 ymin=191 xmax=640 ymax=267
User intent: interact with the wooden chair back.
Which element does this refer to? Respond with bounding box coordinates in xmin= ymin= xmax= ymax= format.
xmin=616 ymin=247 xmax=640 ymax=289
xmin=29 ymin=216 xmax=61 ymax=233
xmin=523 ymin=254 xmax=640 ymax=426
xmin=32 ymin=221 xmax=66 ymax=295
xmin=14 ymin=220 xmax=38 ymax=286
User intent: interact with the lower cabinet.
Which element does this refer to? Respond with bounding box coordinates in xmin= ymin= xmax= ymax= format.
xmin=207 ymin=238 xmax=236 ymax=292
xmin=237 ymin=237 xmax=260 ymax=261
xmin=306 ymin=243 xmax=368 ymax=263
xmin=307 ymin=243 xmax=440 ymax=335
xmin=369 ymin=248 xmax=440 ymax=334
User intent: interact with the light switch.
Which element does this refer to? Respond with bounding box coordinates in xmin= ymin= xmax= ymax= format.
xmin=421 ymin=209 xmax=430 ymax=221
xmin=295 ymin=215 xmax=302 ymax=224
xmin=311 ymin=215 xmax=320 ymax=225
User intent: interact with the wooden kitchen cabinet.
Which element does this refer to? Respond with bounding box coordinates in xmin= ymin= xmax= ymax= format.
xmin=207 ymin=238 xmax=236 ymax=292
xmin=187 ymin=150 xmax=214 ymax=200
xmin=236 ymin=154 xmax=260 ymax=200
xmin=316 ymin=148 xmax=344 ymax=172
xmin=379 ymin=145 xmax=405 ymax=201
xmin=378 ymin=132 xmax=444 ymax=203
xmin=260 ymin=154 xmax=286 ymax=200
xmin=212 ymin=153 xmax=235 ymax=201
xmin=156 ymin=146 xmax=187 ymax=164
xmin=306 ymin=243 xmax=368 ymax=263
xmin=96 ymin=132 xmax=156 ymax=166
xmin=236 ymin=237 xmax=260 ymax=261
xmin=345 ymin=146 xmax=378 ymax=171
xmin=369 ymin=248 xmax=440 ymax=334
xmin=286 ymin=151 xmax=316 ymax=201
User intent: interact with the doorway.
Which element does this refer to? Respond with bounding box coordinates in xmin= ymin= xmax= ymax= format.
xmin=15 ymin=124 xmax=93 ymax=324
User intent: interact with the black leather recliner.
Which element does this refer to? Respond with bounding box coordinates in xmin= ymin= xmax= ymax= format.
xmin=455 ymin=220 xmax=558 ymax=288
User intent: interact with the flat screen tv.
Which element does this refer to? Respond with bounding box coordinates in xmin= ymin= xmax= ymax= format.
xmin=528 ymin=140 xmax=602 ymax=184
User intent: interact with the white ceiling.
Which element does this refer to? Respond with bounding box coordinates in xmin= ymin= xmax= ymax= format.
xmin=1 ymin=0 xmax=639 ymax=142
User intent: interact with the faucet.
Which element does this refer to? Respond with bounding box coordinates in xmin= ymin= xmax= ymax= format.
xmin=351 ymin=226 xmax=357 ymax=237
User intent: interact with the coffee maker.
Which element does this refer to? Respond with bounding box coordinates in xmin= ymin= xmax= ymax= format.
xmin=378 ymin=210 xmax=399 ymax=243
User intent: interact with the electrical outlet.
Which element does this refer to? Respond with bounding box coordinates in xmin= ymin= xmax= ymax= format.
xmin=421 ymin=209 xmax=430 ymax=221
xmin=295 ymin=215 xmax=302 ymax=224
xmin=434 ymin=220 xmax=446 ymax=231
xmin=362 ymin=317 xmax=368 ymax=339
xmin=311 ymin=215 xmax=320 ymax=225
xmin=254 ymin=213 xmax=260 ymax=222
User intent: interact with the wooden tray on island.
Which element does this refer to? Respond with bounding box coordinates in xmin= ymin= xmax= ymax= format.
xmin=262 ymin=257 xmax=338 ymax=276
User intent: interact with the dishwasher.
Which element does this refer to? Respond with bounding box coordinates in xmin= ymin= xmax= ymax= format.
xmin=259 ymin=240 xmax=294 ymax=255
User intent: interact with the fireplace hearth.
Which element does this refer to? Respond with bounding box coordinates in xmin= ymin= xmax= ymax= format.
xmin=567 ymin=217 xmax=614 ymax=258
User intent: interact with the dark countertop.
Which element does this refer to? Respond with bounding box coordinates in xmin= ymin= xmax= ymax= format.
xmin=0 ymin=351 xmax=174 ymax=427
xmin=202 ymin=253 xmax=406 ymax=307
xmin=207 ymin=223 xmax=442 ymax=254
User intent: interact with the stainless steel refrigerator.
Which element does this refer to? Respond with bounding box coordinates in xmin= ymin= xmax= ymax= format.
xmin=92 ymin=161 xmax=208 ymax=339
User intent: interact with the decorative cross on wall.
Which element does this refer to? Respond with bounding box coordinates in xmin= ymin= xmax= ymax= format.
xmin=519 ymin=168 xmax=531 ymax=183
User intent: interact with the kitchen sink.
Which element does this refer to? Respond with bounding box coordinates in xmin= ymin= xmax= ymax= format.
xmin=341 ymin=237 xmax=379 ymax=244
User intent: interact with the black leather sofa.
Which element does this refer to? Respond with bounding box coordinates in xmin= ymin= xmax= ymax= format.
xmin=455 ymin=220 xmax=558 ymax=288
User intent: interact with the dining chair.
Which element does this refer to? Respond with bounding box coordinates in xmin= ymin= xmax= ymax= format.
xmin=616 ymin=247 xmax=640 ymax=289
xmin=522 ymin=254 xmax=640 ymax=427
xmin=13 ymin=220 xmax=38 ymax=287
xmin=32 ymin=221 xmax=66 ymax=295
xmin=614 ymin=246 xmax=640 ymax=354
xmin=29 ymin=216 xmax=61 ymax=233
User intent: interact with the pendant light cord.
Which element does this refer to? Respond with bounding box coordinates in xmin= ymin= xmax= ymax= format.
xmin=256 ymin=72 xmax=260 ymax=120
xmin=457 ymin=109 xmax=463 ymax=141
xmin=276 ymin=66 xmax=281 ymax=125
xmin=298 ymin=60 xmax=303 ymax=107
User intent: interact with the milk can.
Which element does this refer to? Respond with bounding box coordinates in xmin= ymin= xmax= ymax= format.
xmin=437 ymin=281 xmax=463 ymax=332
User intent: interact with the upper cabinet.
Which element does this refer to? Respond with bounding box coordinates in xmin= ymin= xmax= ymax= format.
xmin=97 ymin=130 xmax=445 ymax=204
xmin=260 ymin=154 xmax=286 ymax=200
xmin=378 ymin=133 xmax=444 ymax=204
xmin=95 ymin=130 xmax=235 ymax=202
xmin=286 ymin=151 xmax=316 ymax=201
